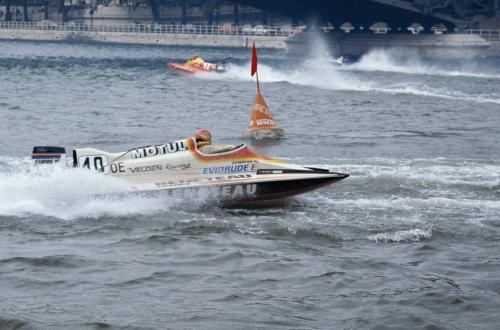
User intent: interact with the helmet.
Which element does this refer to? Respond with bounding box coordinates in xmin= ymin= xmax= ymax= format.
xmin=195 ymin=129 xmax=211 ymax=146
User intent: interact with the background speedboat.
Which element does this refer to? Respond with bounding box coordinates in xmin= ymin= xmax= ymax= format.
xmin=167 ymin=62 xmax=225 ymax=75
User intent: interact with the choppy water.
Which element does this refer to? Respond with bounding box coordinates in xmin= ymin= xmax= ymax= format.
xmin=1 ymin=40 xmax=500 ymax=329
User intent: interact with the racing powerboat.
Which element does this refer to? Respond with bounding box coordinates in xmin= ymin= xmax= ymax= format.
xmin=167 ymin=61 xmax=225 ymax=75
xmin=333 ymin=56 xmax=345 ymax=65
xmin=32 ymin=138 xmax=348 ymax=204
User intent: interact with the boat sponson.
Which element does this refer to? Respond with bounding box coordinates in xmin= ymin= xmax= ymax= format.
xmin=98 ymin=173 xmax=348 ymax=204
xmin=249 ymin=174 xmax=349 ymax=201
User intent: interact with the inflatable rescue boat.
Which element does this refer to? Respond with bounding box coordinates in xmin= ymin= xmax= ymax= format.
xmin=32 ymin=139 xmax=348 ymax=204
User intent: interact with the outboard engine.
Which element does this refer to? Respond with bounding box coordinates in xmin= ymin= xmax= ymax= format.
xmin=216 ymin=63 xmax=225 ymax=72
xmin=32 ymin=146 xmax=66 ymax=165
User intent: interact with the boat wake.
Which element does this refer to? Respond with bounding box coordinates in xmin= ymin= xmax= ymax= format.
xmin=346 ymin=48 xmax=500 ymax=79
xmin=201 ymin=58 xmax=500 ymax=105
xmin=0 ymin=158 xmax=180 ymax=220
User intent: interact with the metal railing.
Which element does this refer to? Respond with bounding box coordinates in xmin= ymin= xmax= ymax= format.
xmin=466 ymin=29 xmax=500 ymax=42
xmin=0 ymin=21 xmax=302 ymax=37
xmin=2 ymin=22 xmax=499 ymax=41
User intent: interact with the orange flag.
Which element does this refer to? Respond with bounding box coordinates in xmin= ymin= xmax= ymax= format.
xmin=248 ymin=92 xmax=280 ymax=132
xmin=251 ymin=42 xmax=258 ymax=77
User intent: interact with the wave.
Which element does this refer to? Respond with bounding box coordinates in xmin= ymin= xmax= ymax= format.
xmin=0 ymin=255 xmax=87 ymax=268
xmin=0 ymin=316 xmax=29 ymax=330
xmin=0 ymin=161 xmax=177 ymax=220
xmin=366 ymin=85 xmax=500 ymax=105
xmin=309 ymin=158 xmax=500 ymax=188
xmin=175 ymin=216 xmax=338 ymax=241
xmin=346 ymin=49 xmax=500 ymax=79
xmin=200 ymin=60 xmax=500 ymax=105
xmin=322 ymin=197 xmax=500 ymax=211
xmin=367 ymin=228 xmax=432 ymax=243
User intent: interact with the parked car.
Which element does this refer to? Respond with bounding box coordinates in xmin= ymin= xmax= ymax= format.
xmin=36 ymin=20 xmax=59 ymax=30
xmin=267 ymin=26 xmax=278 ymax=36
xmin=65 ymin=21 xmax=89 ymax=31
xmin=241 ymin=24 xmax=253 ymax=34
xmin=254 ymin=25 xmax=268 ymax=35
xmin=280 ymin=25 xmax=293 ymax=35
xmin=218 ymin=23 xmax=236 ymax=34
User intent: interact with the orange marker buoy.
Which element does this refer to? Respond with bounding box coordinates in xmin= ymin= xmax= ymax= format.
xmin=247 ymin=92 xmax=284 ymax=139
xmin=245 ymin=42 xmax=284 ymax=140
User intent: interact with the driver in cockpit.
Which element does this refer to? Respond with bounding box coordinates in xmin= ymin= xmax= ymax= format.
xmin=185 ymin=53 xmax=205 ymax=66
xmin=195 ymin=129 xmax=236 ymax=154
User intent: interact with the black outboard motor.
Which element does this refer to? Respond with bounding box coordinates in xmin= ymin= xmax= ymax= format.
xmin=215 ymin=63 xmax=226 ymax=72
xmin=32 ymin=146 xmax=66 ymax=165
